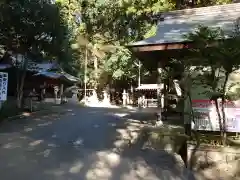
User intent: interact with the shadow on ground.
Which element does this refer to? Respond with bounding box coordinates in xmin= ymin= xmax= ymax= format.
xmin=0 ymin=105 xmax=197 ymax=180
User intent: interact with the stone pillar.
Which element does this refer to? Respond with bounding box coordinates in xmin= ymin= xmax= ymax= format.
xmin=60 ymin=84 xmax=64 ymax=103
xmin=122 ymin=89 xmax=127 ymax=107
xmin=126 ymin=91 xmax=130 ymax=105
xmin=102 ymin=90 xmax=110 ymax=105
xmin=130 ymin=86 xmax=134 ymax=105
xmin=142 ymin=95 xmax=146 ymax=108
xmin=54 ymin=86 xmax=59 ymax=104
xmin=157 ymin=63 xmax=163 ymax=109
xmin=157 ymin=63 xmax=163 ymax=122
xmin=69 ymin=88 xmax=79 ymax=104
xmin=138 ymin=96 xmax=142 ymax=108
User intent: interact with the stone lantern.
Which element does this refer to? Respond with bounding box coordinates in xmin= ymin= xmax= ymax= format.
xmin=122 ymin=89 xmax=127 ymax=107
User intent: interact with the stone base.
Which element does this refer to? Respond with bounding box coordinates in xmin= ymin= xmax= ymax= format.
xmin=188 ymin=144 xmax=240 ymax=179
xmin=142 ymin=125 xmax=187 ymax=153
xmin=68 ymin=94 xmax=79 ymax=104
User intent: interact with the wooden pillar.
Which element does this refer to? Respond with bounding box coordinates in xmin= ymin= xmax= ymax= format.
xmin=178 ymin=71 xmax=191 ymax=167
xmin=60 ymin=84 xmax=64 ymax=103
xmin=156 ymin=62 xmax=163 ymax=123
xmin=157 ymin=62 xmax=163 ymax=109
xmin=54 ymin=86 xmax=59 ymax=104
xmin=122 ymin=89 xmax=127 ymax=107
xmin=163 ymin=80 xmax=168 ymax=112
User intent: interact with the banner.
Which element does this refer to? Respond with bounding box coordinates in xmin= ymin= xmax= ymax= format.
xmin=191 ymin=99 xmax=240 ymax=132
xmin=0 ymin=72 xmax=8 ymax=101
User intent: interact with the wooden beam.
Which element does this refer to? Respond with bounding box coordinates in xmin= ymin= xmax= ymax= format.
xmin=130 ymin=43 xmax=192 ymax=52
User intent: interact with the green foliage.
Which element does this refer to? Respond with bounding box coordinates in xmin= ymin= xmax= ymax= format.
xmin=78 ymin=0 xmax=176 ymax=88
xmin=185 ymin=23 xmax=240 ymax=145
xmin=185 ymin=26 xmax=224 ymax=92
xmin=78 ymin=0 xmax=232 ymax=88
xmin=0 ymin=0 xmax=233 ymax=90
xmin=186 ymin=23 xmax=240 ymax=95
xmin=0 ymin=0 xmax=65 ymax=58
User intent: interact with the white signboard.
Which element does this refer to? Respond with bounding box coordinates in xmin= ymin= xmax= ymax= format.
xmin=0 ymin=72 xmax=8 ymax=101
xmin=191 ymin=100 xmax=240 ymax=132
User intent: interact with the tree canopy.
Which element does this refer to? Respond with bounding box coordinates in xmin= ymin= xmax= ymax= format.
xmin=0 ymin=0 xmax=68 ymax=60
xmin=0 ymin=0 xmax=234 ymax=90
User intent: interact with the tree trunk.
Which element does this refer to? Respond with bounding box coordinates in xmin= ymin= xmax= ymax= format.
xmin=213 ymin=98 xmax=224 ymax=144
xmin=178 ymin=73 xmax=189 ymax=167
xmin=178 ymin=90 xmax=188 ymax=167
xmin=187 ymin=91 xmax=195 ymax=124
xmin=16 ymin=69 xmax=27 ymax=109
xmin=16 ymin=54 xmax=28 ymax=109
xmin=221 ymin=73 xmax=230 ymax=146
xmin=94 ymin=56 xmax=98 ymax=76
xmin=93 ymin=56 xmax=98 ymax=89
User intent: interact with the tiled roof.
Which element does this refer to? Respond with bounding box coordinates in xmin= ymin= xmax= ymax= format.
xmin=0 ymin=52 xmax=79 ymax=83
xmin=34 ymin=71 xmax=80 ymax=83
xmin=27 ymin=61 xmax=59 ymax=72
xmin=129 ymin=3 xmax=240 ymax=46
xmin=0 ymin=64 xmax=11 ymax=70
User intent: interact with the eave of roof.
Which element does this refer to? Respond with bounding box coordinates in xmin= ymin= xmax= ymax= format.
xmin=128 ymin=3 xmax=240 ymax=47
xmin=34 ymin=71 xmax=80 ymax=83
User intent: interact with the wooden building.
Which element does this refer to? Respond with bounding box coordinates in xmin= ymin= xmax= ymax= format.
xmin=0 ymin=53 xmax=80 ymax=99
xmin=127 ymin=3 xmax=240 ymax=112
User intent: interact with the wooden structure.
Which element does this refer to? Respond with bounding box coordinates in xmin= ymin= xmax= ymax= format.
xmin=135 ymin=83 xmax=180 ymax=111
xmin=127 ymin=3 xmax=240 ymax=112
xmin=127 ymin=3 xmax=240 ymax=164
xmin=128 ymin=3 xmax=240 ymax=64
xmin=135 ymin=84 xmax=163 ymax=108
xmin=0 ymin=53 xmax=80 ymax=101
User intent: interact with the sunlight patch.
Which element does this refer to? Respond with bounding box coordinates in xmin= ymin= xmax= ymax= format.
xmin=33 ymin=118 xmax=41 ymax=121
xmin=69 ymin=161 xmax=83 ymax=174
xmin=24 ymin=127 xmax=33 ymax=132
xmin=37 ymin=149 xmax=51 ymax=157
xmin=52 ymin=134 xmax=57 ymax=138
xmin=116 ymin=129 xmax=130 ymax=139
xmin=86 ymin=167 xmax=112 ymax=180
xmin=96 ymin=151 xmax=120 ymax=167
xmin=108 ymin=123 xmax=116 ymax=127
xmin=45 ymin=169 xmax=65 ymax=176
xmin=22 ymin=112 xmax=31 ymax=116
xmin=73 ymin=138 xmax=84 ymax=146
xmin=113 ymin=113 xmax=129 ymax=117
xmin=2 ymin=142 xmax=21 ymax=149
xmin=85 ymin=151 xmax=121 ymax=179
xmin=48 ymin=143 xmax=57 ymax=147
xmin=113 ymin=139 xmax=125 ymax=148
xmin=37 ymin=122 xmax=52 ymax=127
xmin=29 ymin=140 xmax=43 ymax=147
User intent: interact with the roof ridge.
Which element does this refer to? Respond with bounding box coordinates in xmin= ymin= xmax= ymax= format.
xmin=163 ymin=3 xmax=240 ymax=17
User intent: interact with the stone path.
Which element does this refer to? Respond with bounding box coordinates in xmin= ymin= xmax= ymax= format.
xmin=0 ymin=104 xmax=195 ymax=180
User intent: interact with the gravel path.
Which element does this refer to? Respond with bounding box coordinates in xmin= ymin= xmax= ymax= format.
xmin=0 ymin=104 xmax=195 ymax=180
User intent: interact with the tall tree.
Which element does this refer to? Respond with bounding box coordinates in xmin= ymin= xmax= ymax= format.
xmin=79 ymin=0 xmax=175 ymax=89
xmin=186 ymin=24 xmax=240 ymax=145
xmin=63 ymin=0 xmax=234 ymax=91
xmin=0 ymin=0 xmax=67 ymax=108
